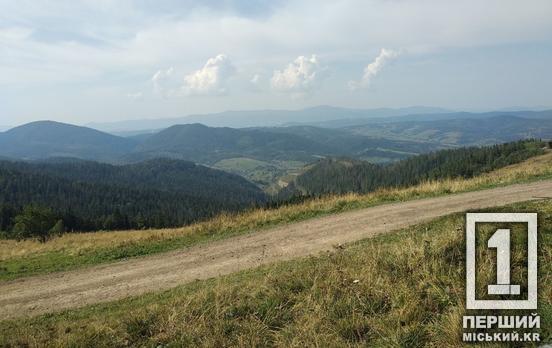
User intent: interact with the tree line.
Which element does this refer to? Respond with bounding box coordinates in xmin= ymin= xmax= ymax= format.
xmin=0 ymin=158 xmax=266 ymax=241
xmin=0 ymin=140 xmax=546 ymax=241
xmin=280 ymin=139 xmax=546 ymax=198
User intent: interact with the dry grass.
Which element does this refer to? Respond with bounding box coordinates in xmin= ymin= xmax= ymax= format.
xmin=1 ymin=199 xmax=550 ymax=347
xmin=1 ymin=151 xmax=551 ymax=263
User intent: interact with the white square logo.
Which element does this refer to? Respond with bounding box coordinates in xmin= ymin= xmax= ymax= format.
xmin=465 ymin=213 xmax=538 ymax=310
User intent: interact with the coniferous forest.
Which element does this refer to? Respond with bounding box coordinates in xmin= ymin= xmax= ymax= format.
xmin=0 ymin=140 xmax=545 ymax=240
xmin=280 ymin=140 xmax=545 ymax=198
xmin=0 ymin=158 xmax=266 ymax=238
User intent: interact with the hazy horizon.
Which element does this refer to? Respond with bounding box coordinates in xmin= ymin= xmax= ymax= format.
xmin=2 ymin=0 xmax=552 ymax=126
xmin=3 ymin=104 xmax=552 ymax=131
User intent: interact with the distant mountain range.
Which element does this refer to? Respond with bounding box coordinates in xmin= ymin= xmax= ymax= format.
xmin=290 ymin=109 xmax=552 ymax=128
xmin=83 ymin=106 xmax=552 ymax=134
xmin=1 ymin=108 xmax=551 ymax=190
xmin=86 ymin=106 xmax=452 ymax=132
xmin=347 ymin=115 xmax=552 ymax=145
xmin=0 ymin=120 xmax=444 ymax=165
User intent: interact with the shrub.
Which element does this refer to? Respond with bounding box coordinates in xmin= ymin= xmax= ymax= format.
xmin=12 ymin=205 xmax=59 ymax=242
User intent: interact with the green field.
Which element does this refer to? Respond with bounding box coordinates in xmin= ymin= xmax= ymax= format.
xmin=213 ymin=157 xmax=304 ymax=192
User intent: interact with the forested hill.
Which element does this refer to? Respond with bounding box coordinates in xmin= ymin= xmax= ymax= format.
xmin=0 ymin=159 xmax=266 ymax=234
xmin=0 ymin=121 xmax=136 ymax=161
xmin=7 ymin=158 xmax=265 ymax=205
xmin=279 ymin=140 xmax=546 ymax=198
xmin=130 ymin=123 xmax=327 ymax=163
xmin=126 ymin=123 xmax=439 ymax=164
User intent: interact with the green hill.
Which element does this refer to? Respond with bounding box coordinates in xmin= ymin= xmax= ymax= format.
xmin=0 ymin=121 xmax=136 ymax=161
xmin=280 ymin=140 xmax=545 ymax=198
xmin=130 ymin=123 xmax=330 ymax=164
xmin=0 ymin=158 xmax=266 ymax=233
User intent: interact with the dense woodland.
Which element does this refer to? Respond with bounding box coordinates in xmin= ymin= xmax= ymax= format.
xmin=280 ymin=140 xmax=546 ymax=198
xmin=0 ymin=140 xmax=546 ymax=241
xmin=0 ymin=158 xmax=266 ymax=239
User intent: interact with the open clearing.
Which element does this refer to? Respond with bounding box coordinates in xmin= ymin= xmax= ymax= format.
xmin=1 ymin=179 xmax=551 ymax=320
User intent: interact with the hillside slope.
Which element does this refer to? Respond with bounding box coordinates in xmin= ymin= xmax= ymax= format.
xmin=0 ymin=158 xmax=266 ymax=232
xmin=4 ymin=198 xmax=549 ymax=346
xmin=0 ymin=180 xmax=550 ymax=322
xmin=281 ymin=140 xmax=545 ymax=197
xmin=128 ymin=123 xmax=442 ymax=165
xmin=1 ymin=150 xmax=551 ymax=283
xmin=0 ymin=121 xmax=136 ymax=161
xmin=10 ymin=157 xmax=265 ymax=205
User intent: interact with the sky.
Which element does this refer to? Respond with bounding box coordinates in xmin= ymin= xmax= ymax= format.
xmin=1 ymin=0 xmax=552 ymax=126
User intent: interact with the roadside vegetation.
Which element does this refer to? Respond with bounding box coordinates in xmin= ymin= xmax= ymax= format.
xmin=1 ymin=199 xmax=550 ymax=347
xmin=0 ymin=150 xmax=551 ymax=281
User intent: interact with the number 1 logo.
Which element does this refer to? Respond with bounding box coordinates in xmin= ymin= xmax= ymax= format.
xmin=487 ymin=229 xmax=520 ymax=295
xmin=465 ymin=213 xmax=537 ymax=310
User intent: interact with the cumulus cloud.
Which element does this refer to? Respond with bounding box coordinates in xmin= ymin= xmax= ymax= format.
xmin=182 ymin=54 xmax=236 ymax=95
xmin=349 ymin=49 xmax=400 ymax=90
xmin=271 ymin=55 xmax=324 ymax=96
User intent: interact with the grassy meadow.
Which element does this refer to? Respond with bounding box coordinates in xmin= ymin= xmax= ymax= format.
xmin=1 ymin=199 xmax=550 ymax=347
xmin=1 ymin=151 xmax=551 ymax=281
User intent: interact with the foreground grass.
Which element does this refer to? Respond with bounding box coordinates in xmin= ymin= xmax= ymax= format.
xmin=1 ymin=200 xmax=550 ymax=347
xmin=1 ymin=151 xmax=551 ymax=281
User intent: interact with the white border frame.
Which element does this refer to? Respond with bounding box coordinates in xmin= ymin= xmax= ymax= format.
xmin=466 ymin=213 xmax=537 ymax=310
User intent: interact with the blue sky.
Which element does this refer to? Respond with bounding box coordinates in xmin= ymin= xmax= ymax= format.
xmin=1 ymin=0 xmax=552 ymax=125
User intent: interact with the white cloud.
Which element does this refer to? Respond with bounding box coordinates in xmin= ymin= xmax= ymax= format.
xmin=3 ymin=0 xmax=552 ymax=122
xmin=151 ymin=67 xmax=175 ymax=97
xmin=182 ymin=54 xmax=236 ymax=95
xmin=271 ymin=55 xmax=324 ymax=96
xmin=349 ymin=48 xmax=400 ymax=90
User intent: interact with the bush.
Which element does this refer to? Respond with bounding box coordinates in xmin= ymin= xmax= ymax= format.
xmin=12 ymin=206 xmax=60 ymax=242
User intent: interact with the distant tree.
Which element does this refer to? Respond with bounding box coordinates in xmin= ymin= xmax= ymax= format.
xmin=12 ymin=205 xmax=57 ymax=242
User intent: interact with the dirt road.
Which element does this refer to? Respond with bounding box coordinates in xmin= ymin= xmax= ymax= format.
xmin=1 ymin=180 xmax=551 ymax=320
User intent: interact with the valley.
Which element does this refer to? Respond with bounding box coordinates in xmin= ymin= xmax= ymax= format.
xmin=4 ymin=2 xmax=552 ymax=346
xmin=0 ymin=112 xmax=551 ymax=346
xmin=1 ymin=107 xmax=551 ymax=194
xmin=1 ymin=150 xmax=551 ymax=281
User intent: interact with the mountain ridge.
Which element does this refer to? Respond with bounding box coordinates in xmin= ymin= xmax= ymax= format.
xmin=0 ymin=120 xmax=136 ymax=161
